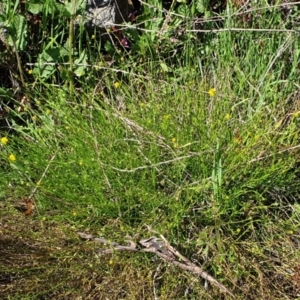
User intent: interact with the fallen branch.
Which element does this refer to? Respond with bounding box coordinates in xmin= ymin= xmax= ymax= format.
xmin=78 ymin=227 xmax=234 ymax=298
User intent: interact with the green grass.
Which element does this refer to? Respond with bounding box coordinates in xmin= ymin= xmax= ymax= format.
xmin=1 ymin=1 xmax=300 ymax=299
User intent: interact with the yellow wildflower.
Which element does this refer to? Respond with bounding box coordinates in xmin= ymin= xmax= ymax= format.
xmin=113 ymin=82 xmax=120 ymax=88
xmin=28 ymin=69 xmax=33 ymax=75
xmin=1 ymin=137 xmax=8 ymax=145
xmin=172 ymin=138 xmax=178 ymax=148
xmin=91 ymin=34 xmax=96 ymax=39
xmin=225 ymin=113 xmax=231 ymax=120
xmin=8 ymin=154 xmax=16 ymax=162
xmin=208 ymin=88 xmax=216 ymax=97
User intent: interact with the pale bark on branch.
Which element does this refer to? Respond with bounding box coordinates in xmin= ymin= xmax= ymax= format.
xmin=78 ymin=227 xmax=234 ymax=298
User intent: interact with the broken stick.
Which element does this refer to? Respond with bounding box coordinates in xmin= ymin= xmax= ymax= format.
xmin=77 ymin=229 xmax=234 ymax=298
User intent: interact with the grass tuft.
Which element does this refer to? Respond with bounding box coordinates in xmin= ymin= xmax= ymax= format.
xmin=1 ymin=1 xmax=300 ymax=298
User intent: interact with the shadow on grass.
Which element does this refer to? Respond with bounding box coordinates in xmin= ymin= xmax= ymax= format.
xmin=1 ymin=200 xmax=300 ymax=299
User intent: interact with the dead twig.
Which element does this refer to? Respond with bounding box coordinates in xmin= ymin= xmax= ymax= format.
xmin=77 ymin=228 xmax=235 ymax=298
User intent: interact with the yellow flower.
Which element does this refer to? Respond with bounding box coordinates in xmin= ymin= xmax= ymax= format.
xmin=28 ymin=69 xmax=33 ymax=75
xmin=91 ymin=34 xmax=96 ymax=39
xmin=225 ymin=113 xmax=231 ymax=120
xmin=1 ymin=137 xmax=8 ymax=145
xmin=208 ymin=88 xmax=216 ymax=97
xmin=8 ymin=154 xmax=16 ymax=162
xmin=113 ymin=82 xmax=120 ymax=88
xmin=171 ymin=138 xmax=178 ymax=148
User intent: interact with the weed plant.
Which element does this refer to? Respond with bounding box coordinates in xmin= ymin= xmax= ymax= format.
xmin=1 ymin=1 xmax=300 ymax=299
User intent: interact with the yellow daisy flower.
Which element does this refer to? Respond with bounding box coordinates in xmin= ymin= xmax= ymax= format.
xmin=113 ymin=82 xmax=120 ymax=88
xmin=8 ymin=154 xmax=16 ymax=162
xmin=208 ymin=88 xmax=216 ymax=97
xmin=225 ymin=113 xmax=231 ymax=120
xmin=1 ymin=137 xmax=8 ymax=145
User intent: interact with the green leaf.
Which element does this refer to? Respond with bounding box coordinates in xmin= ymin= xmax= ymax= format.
xmin=64 ymin=0 xmax=86 ymax=16
xmin=0 ymin=87 xmax=13 ymax=98
xmin=7 ymin=14 xmax=27 ymax=51
xmin=74 ymin=50 xmax=88 ymax=77
xmin=27 ymin=3 xmax=44 ymax=14
xmin=34 ymin=47 xmax=69 ymax=79
xmin=160 ymin=62 xmax=170 ymax=72
xmin=196 ymin=0 xmax=209 ymax=14
xmin=176 ymin=3 xmax=189 ymax=16
xmin=104 ymin=41 xmax=114 ymax=54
